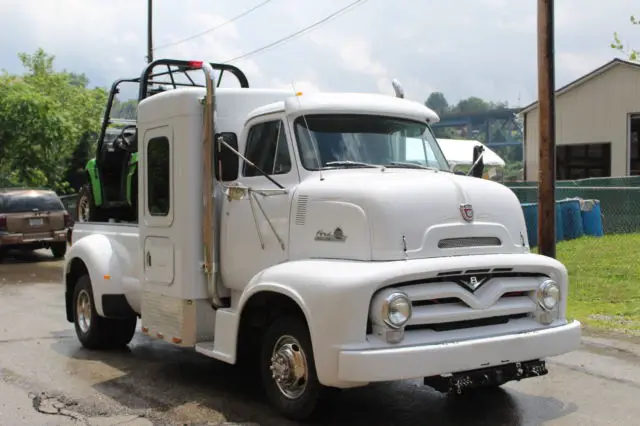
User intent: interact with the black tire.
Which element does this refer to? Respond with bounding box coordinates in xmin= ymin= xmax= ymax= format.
xmin=51 ymin=242 xmax=67 ymax=259
xmin=260 ymin=315 xmax=321 ymax=421
xmin=72 ymin=274 xmax=137 ymax=350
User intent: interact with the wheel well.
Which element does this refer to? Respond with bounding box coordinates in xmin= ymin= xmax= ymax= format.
xmin=65 ymin=258 xmax=89 ymax=322
xmin=237 ymin=292 xmax=309 ymax=363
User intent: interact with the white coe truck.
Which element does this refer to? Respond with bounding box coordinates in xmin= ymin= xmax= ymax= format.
xmin=63 ymin=59 xmax=582 ymax=420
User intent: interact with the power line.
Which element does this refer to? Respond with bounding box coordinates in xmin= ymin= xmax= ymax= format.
xmin=223 ymin=0 xmax=368 ymax=64
xmin=154 ymin=0 xmax=274 ymax=51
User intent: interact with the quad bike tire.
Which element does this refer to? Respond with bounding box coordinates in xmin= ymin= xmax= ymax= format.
xmin=76 ymin=184 xmax=97 ymax=223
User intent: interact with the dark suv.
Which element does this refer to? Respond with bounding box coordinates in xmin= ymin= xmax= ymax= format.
xmin=0 ymin=189 xmax=73 ymax=261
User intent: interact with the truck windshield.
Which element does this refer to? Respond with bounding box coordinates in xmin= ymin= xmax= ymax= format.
xmin=293 ymin=114 xmax=450 ymax=171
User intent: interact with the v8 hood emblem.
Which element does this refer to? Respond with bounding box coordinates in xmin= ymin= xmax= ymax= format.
xmin=455 ymin=275 xmax=489 ymax=292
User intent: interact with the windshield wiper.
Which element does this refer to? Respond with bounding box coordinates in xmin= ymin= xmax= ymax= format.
xmin=386 ymin=161 xmax=440 ymax=171
xmin=322 ymin=160 xmax=379 ymax=169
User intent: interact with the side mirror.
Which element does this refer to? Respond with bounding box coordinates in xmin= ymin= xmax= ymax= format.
xmin=469 ymin=145 xmax=485 ymax=178
xmin=215 ymin=132 xmax=239 ymax=182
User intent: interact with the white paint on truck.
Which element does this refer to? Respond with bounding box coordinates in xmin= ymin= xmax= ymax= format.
xmin=63 ymin=60 xmax=581 ymax=421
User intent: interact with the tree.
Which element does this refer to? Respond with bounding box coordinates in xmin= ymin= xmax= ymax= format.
xmin=611 ymin=15 xmax=640 ymax=61
xmin=0 ymin=48 xmax=108 ymax=192
xmin=425 ymin=92 xmax=450 ymax=116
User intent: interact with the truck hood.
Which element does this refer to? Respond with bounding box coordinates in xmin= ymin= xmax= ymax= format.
xmin=288 ymin=168 xmax=530 ymax=262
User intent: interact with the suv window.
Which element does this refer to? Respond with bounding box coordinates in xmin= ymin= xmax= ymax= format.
xmin=147 ymin=136 xmax=170 ymax=216
xmin=0 ymin=192 xmax=65 ymax=213
xmin=243 ymin=120 xmax=292 ymax=177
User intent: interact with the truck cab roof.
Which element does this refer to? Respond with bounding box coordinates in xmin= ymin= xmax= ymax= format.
xmin=246 ymin=92 xmax=441 ymax=125
xmin=137 ymin=86 xmax=441 ymax=130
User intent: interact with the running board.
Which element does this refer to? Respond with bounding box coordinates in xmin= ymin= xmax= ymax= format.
xmin=195 ymin=341 xmax=216 ymax=357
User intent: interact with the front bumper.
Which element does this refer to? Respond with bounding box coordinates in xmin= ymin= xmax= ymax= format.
xmin=337 ymin=320 xmax=581 ymax=382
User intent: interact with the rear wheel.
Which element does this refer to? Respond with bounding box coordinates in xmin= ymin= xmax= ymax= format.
xmin=260 ymin=316 xmax=321 ymax=421
xmin=51 ymin=242 xmax=67 ymax=259
xmin=73 ymin=274 xmax=137 ymax=350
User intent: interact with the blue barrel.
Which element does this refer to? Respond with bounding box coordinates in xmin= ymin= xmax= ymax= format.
xmin=521 ymin=203 xmax=538 ymax=247
xmin=557 ymin=199 xmax=584 ymax=240
xmin=581 ymin=199 xmax=604 ymax=237
xmin=555 ymin=203 xmax=565 ymax=242
xmin=520 ymin=202 xmax=565 ymax=247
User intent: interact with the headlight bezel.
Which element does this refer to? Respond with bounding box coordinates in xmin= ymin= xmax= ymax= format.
xmin=381 ymin=292 xmax=412 ymax=329
xmin=537 ymin=279 xmax=560 ymax=311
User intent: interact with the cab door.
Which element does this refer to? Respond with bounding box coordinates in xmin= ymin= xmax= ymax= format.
xmin=139 ymin=126 xmax=175 ymax=288
xmin=220 ymin=115 xmax=300 ymax=290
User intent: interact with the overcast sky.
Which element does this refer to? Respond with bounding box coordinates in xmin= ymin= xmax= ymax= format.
xmin=0 ymin=0 xmax=636 ymax=107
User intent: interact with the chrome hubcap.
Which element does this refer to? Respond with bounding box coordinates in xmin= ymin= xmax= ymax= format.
xmin=78 ymin=196 xmax=89 ymax=222
xmin=76 ymin=289 xmax=92 ymax=333
xmin=269 ymin=335 xmax=308 ymax=399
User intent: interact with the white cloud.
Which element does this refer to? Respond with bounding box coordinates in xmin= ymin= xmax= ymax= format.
xmin=0 ymin=0 xmax=637 ymax=108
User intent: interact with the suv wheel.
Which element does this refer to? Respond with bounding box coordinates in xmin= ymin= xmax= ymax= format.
xmin=51 ymin=242 xmax=67 ymax=259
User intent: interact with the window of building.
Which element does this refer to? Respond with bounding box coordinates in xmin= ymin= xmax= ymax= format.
xmin=629 ymin=114 xmax=640 ymax=175
xmin=556 ymin=142 xmax=611 ymax=180
xmin=147 ymin=136 xmax=170 ymax=216
xmin=243 ymin=120 xmax=292 ymax=176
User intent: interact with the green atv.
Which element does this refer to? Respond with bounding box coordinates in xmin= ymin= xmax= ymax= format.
xmin=76 ymin=59 xmax=249 ymax=223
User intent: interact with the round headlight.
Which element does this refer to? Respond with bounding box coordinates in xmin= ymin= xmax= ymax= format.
xmin=537 ymin=280 xmax=560 ymax=311
xmin=382 ymin=292 xmax=412 ymax=328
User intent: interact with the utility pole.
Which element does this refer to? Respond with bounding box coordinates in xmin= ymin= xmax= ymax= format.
xmin=537 ymin=0 xmax=556 ymax=258
xmin=147 ymin=0 xmax=153 ymax=63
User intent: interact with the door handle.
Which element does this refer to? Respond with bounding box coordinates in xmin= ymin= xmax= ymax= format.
xmin=146 ymin=251 xmax=152 ymax=267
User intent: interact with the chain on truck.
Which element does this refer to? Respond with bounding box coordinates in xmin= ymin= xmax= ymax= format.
xmin=63 ymin=58 xmax=582 ymax=421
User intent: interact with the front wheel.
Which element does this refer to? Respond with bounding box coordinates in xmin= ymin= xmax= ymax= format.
xmin=260 ymin=316 xmax=322 ymax=421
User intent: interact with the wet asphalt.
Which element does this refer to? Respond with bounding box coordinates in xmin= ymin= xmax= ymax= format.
xmin=0 ymin=249 xmax=639 ymax=426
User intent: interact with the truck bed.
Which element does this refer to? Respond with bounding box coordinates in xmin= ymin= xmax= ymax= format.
xmin=72 ymin=220 xmax=138 ymax=240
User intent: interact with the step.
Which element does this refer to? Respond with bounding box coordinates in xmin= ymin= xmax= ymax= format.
xmin=195 ymin=341 xmax=216 ymax=358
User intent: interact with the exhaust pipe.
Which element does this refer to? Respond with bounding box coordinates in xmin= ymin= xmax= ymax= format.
xmin=200 ymin=62 xmax=224 ymax=309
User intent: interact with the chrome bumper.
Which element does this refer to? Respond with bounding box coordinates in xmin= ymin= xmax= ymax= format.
xmin=338 ymin=320 xmax=582 ymax=382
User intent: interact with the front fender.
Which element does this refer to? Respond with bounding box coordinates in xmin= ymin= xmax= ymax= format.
xmin=65 ymin=233 xmax=125 ymax=317
xmin=235 ymin=260 xmax=381 ymax=387
xmin=230 ymin=253 xmax=572 ymax=388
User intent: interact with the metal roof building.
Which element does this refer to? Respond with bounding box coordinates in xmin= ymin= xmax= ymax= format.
xmin=520 ymin=58 xmax=640 ymax=181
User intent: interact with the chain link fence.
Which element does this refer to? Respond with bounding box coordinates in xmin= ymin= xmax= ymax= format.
xmin=505 ymin=177 xmax=640 ymax=235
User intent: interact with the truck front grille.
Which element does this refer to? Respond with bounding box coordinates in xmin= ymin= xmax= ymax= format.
xmin=371 ymin=270 xmax=547 ymax=335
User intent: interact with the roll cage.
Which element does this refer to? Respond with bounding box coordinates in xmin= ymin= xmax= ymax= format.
xmin=95 ymin=59 xmax=249 ymax=159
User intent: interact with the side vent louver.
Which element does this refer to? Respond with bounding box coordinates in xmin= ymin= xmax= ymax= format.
xmin=295 ymin=195 xmax=309 ymax=226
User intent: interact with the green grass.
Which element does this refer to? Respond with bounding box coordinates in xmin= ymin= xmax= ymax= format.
xmin=537 ymin=234 xmax=640 ymax=335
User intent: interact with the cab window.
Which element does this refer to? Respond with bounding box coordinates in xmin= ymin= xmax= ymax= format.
xmin=243 ymin=120 xmax=291 ymax=176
